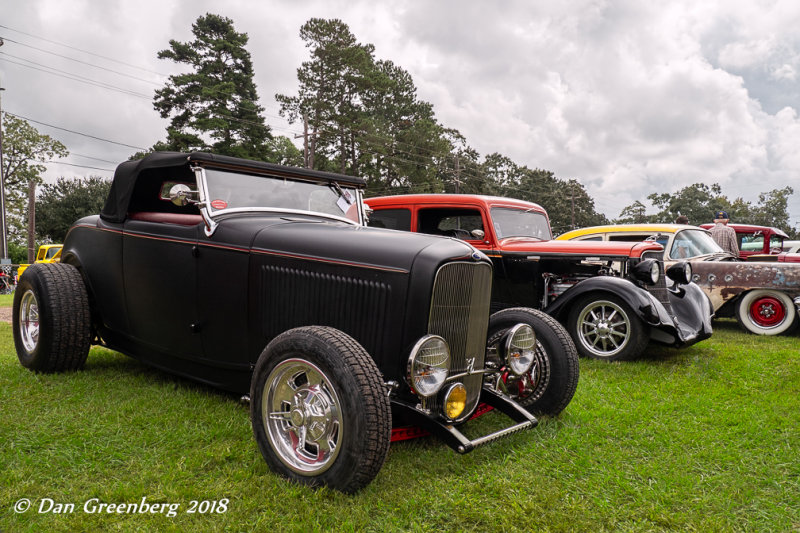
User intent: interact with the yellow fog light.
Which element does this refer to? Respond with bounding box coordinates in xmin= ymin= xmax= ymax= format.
xmin=443 ymin=383 xmax=467 ymax=420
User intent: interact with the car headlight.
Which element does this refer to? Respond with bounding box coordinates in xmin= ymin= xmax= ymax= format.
xmin=504 ymin=324 xmax=536 ymax=375
xmin=443 ymin=383 xmax=467 ymax=420
xmin=633 ymin=259 xmax=660 ymax=285
xmin=407 ymin=335 xmax=450 ymax=397
xmin=666 ymin=262 xmax=692 ymax=285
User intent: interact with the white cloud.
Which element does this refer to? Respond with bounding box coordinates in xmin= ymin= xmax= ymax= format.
xmin=1 ymin=0 xmax=800 ymax=225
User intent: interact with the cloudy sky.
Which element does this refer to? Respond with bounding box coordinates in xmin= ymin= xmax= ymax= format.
xmin=1 ymin=0 xmax=799 ymax=226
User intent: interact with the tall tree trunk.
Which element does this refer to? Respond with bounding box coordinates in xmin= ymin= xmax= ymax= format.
xmin=27 ymin=180 xmax=36 ymax=263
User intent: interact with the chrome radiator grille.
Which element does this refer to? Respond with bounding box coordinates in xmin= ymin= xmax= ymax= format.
xmin=426 ymin=261 xmax=492 ymax=421
xmin=641 ymin=251 xmax=673 ymax=315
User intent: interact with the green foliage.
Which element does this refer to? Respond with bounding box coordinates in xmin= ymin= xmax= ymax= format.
xmin=0 ymin=112 xmax=68 ymax=243
xmin=266 ymin=136 xmax=304 ymax=167
xmin=617 ymin=200 xmax=653 ymax=224
xmin=617 ymin=183 xmax=798 ymax=237
xmin=153 ymin=13 xmax=273 ymax=160
xmin=35 ymin=177 xmax=111 ymax=242
xmin=7 ymin=241 xmax=27 ymax=265
xmin=646 ymin=183 xmax=727 ymax=225
xmin=278 ymin=18 xmax=451 ymax=194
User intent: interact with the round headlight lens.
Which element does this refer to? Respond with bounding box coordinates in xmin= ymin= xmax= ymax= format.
xmin=443 ymin=383 xmax=467 ymax=420
xmin=683 ymin=262 xmax=692 ymax=284
xmin=407 ymin=335 xmax=450 ymax=397
xmin=650 ymin=262 xmax=660 ymax=284
xmin=505 ymin=324 xmax=536 ymax=375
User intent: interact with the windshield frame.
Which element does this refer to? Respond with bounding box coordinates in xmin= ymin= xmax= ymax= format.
xmin=193 ymin=166 xmax=365 ymax=235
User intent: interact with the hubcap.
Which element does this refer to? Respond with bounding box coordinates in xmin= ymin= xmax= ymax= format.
xmin=749 ymin=296 xmax=786 ymax=328
xmin=19 ymin=290 xmax=40 ymax=353
xmin=577 ymin=300 xmax=630 ymax=357
xmin=263 ymin=358 xmax=342 ymax=475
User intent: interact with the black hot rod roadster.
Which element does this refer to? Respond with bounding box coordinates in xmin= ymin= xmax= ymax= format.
xmin=13 ymin=152 xmax=579 ymax=493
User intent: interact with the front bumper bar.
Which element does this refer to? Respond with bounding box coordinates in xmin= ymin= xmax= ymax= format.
xmin=392 ymin=386 xmax=538 ymax=454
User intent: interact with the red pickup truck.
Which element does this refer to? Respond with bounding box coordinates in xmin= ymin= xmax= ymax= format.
xmin=698 ymin=223 xmax=787 ymax=259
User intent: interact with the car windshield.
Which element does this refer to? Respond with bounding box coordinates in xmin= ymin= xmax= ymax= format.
xmin=669 ymin=229 xmax=725 ymax=259
xmin=490 ymin=207 xmax=552 ymax=240
xmin=203 ymin=168 xmax=361 ymax=222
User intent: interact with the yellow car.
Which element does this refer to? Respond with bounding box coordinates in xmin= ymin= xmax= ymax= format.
xmin=17 ymin=244 xmax=63 ymax=280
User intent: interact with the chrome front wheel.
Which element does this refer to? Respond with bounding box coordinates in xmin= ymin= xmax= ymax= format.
xmin=567 ymin=295 xmax=648 ymax=361
xmin=250 ymin=326 xmax=391 ymax=493
xmin=263 ymin=358 xmax=343 ymax=475
xmin=576 ymin=300 xmax=631 ymax=358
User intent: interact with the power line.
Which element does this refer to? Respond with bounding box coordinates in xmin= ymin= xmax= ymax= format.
xmin=36 ymin=160 xmax=115 ymax=172
xmin=0 ymin=35 xmax=162 ymax=85
xmin=5 ymin=111 xmax=148 ymax=150
xmin=0 ymin=24 xmax=167 ymax=77
xmin=0 ymin=53 xmax=152 ymax=99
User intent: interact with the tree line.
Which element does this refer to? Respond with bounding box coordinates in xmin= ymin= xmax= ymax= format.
xmin=2 ymin=13 xmax=797 ymax=263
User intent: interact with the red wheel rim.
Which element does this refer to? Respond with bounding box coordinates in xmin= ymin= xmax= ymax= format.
xmin=749 ymin=296 xmax=786 ymax=328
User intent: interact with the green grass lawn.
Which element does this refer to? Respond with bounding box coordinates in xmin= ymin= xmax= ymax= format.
xmin=1 ymin=317 xmax=798 ymax=532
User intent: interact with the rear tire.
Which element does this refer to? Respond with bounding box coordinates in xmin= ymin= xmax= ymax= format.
xmin=250 ymin=326 xmax=391 ymax=493
xmin=487 ymin=308 xmax=579 ymax=416
xmin=12 ymin=263 xmax=91 ymax=372
xmin=735 ymin=290 xmax=797 ymax=335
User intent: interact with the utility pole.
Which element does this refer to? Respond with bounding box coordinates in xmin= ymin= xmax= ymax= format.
xmin=454 ymin=154 xmax=461 ymax=194
xmin=0 ymin=37 xmax=9 ymax=262
xmin=570 ymin=181 xmax=575 ymax=230
xmin=293 ymin=113 xmax=315 ymax=169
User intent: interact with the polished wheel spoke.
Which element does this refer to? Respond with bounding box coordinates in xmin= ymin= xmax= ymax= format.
xmin=577 ymin=300 xmax=631 ymax=357
xmin=264 ymin=358 xmax=343 ymax=475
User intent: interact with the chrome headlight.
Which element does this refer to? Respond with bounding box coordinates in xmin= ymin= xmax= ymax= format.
xmin=504 ymin=324 xmax=536 ymax=375
xmin=407 ymin=335 xmax=450 ymax=397
xmin=666 ymin=262 xmax=692 ymax=285
xmin=633 ymin=259 xmax=660 ymax=285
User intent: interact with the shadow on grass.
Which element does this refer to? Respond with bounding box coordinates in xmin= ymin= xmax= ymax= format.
xmin=83 ymin=347 xmax=245 ymax=405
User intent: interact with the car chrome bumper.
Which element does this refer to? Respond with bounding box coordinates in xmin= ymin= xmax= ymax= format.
xmin=391 ymin=387 xmax=538 ymax=453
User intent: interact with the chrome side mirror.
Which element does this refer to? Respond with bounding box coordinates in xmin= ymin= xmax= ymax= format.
xmin=169 ymin=184 xmax=198 ymax=206
xmin=471 ymin=229 xmax=485 ymax=239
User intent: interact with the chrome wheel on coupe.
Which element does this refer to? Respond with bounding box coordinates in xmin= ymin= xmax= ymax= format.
xmin=567 ymin=295 xmax=648 ymax=361
xmin=250 ymin=326 xmax=391 ymax=493
xmin=263 ymin=358 xmax=343 ymax=475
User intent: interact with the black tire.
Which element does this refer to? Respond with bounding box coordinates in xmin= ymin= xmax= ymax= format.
xmin=566 ymin=294 xmax=648 ymax=361
xmin=250 ymin=326 xmax=391 ymax=493
xmin=12 ymin=263 xmax=91 ymax=372
xmin=487 ymin=308 xmax=579 ymax=416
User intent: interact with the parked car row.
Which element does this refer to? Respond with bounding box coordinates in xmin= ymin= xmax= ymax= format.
xmin=12 ymin=152 xmax=793 ymax=494
xmin=557 ymin=224 xmax=800 ymax=335
xmin=365 ymin=195 xmax=713 ymax=362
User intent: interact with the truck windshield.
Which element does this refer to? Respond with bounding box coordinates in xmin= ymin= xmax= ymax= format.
xmin=203 ymin=168 xmax=362 ymax=223
xmin=490 ymin=207 xmax=552 ymax=240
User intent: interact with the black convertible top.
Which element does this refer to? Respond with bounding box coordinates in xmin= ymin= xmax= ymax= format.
xmin=100 ymin=152 xmax=367 ymax=223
